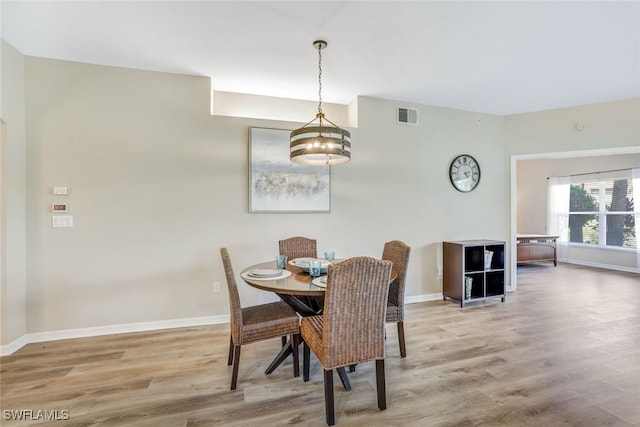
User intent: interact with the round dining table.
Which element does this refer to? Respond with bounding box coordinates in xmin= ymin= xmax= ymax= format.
xmin=240 ymin=260 xmax=326 ymax=317
xmin=240 ymin=258 xmax=397 ymax=390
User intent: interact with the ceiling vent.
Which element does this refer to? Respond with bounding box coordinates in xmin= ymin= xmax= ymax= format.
xmin=397 ymin=107 xmax=418 ymax=125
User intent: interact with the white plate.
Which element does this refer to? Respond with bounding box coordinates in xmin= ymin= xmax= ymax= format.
xmin=289 ymin=258 xmax=315 ymax=268
xmin=311 ymin=276 xmax=327 ymax=288
xmin=248 ymin=268 xmax=282 ymax=277
xmin=242 ymin=270 xmax=292 ymax=281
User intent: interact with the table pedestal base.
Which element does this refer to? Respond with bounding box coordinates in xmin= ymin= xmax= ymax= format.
xmin=263 ymin=294 xmax=351 ymax=390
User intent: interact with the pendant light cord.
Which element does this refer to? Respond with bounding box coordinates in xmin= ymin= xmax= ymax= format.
xmin=317 ymin=43 xmax=323 ymax=118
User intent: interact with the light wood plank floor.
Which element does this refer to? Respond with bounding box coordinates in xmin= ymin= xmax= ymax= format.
xmin=1 ymin=263 xmax=639 ymax=426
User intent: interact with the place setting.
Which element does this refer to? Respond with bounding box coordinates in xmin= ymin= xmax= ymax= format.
xmin=241 ymin=267 xmax=291 ymax=281
xmin=289 ymin=251 xmax=336 ymax=275
xmin=311 ymin=275 xmax=328 ymax=288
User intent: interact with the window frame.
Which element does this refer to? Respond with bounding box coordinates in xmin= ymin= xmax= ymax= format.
xmin=567 ymin=173 xmax=635 ymax=250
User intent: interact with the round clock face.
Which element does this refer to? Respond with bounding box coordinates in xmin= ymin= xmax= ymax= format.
xmin=449 ymin=154 xmax=481 ymax=192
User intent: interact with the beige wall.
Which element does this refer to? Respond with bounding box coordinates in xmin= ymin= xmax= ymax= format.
xmin=341 ymin=96 xmax=507 ymax=290
xmin=505 ymin=99 xmax=639 ymax=155
xmin=2 ymin=54 xmax=507 ymax=347
xmin=1 ymin=40 xmax=28 ymax=346
xmin=213 ymin=91 xmax=351 ymax=127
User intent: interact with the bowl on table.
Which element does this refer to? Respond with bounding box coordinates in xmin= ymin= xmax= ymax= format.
xmin=289 ymin=257 xmax=332 ymax=274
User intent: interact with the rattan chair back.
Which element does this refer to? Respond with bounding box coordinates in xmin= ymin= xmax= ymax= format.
xmin=382 ymin=240 xmax=411 ymax=322
xmin=322 ymin=256 xmax=392 ymax=368
xmin=278 ymin=236 xmax=317 ymax=259
xmin=220 ymin=247 xmax=243 ymax=343
xmin=382 ymin=240 xmax=411 ymax=357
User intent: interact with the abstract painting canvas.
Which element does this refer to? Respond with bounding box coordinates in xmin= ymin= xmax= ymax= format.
xmin=249 ymin=127 xmax=330 ymax=212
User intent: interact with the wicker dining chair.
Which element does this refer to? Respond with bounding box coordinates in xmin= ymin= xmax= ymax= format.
xmin=220 ymin=247 xmax=300 ymax=390
xmin=278 ymin=236 xmax=318 ymax=259
xmin=301 ymin=256 xmax=392 ymax=426
xmin=382 ymin=240 xmax=411 ymax=358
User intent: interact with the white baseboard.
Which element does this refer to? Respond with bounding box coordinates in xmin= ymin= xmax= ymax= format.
xmin=1 ymin=293 xmax=451 ymax=356
xmin=1 ymin=334 xmax=30 ymax=356
xmin=561 ymin=259 xmax=640 ymax=274
xmin=405 ymin=292 xmax=443 ymax=304
xmin=1 ymin=314 xmax=229 ymax=356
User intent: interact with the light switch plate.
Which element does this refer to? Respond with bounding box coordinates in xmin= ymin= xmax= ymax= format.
xmin=53 ymin=186 xmax=71 ymax=195
xmin=52 ymin=215 xmax=73 ymax=227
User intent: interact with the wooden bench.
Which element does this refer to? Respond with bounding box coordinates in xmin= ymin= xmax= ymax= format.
xmin=516 ymin=235 xmax=558 ymax=266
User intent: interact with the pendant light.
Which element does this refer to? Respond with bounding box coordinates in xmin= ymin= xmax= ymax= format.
xmin=290 ymin=40 xmax=351 ymax=165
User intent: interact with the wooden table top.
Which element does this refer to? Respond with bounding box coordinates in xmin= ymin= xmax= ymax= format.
xmin=241 ymin=259 xmax=397 ymax=297
xmin=240 ymin=260 xmax=324 ymax=296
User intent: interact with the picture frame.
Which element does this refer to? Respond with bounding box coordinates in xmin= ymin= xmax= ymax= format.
xmin=249 ymin=127 xmax=330 ymax=213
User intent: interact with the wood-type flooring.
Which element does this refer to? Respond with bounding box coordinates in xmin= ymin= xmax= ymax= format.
xmin=1 ymin=263 xmax=639 ymax=426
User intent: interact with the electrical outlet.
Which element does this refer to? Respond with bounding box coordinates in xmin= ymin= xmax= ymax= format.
xmin=213 ymin=282 xmax=221 ymax=293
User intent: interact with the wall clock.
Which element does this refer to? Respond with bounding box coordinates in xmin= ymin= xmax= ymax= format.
xmin=449 ymin=154 xmax=481 ymax=192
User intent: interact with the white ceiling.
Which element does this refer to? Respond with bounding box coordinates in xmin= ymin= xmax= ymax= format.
xmin=3 ymin=1 xmax=639 ymax=115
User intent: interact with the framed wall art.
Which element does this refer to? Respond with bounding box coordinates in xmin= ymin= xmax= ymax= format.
xmin=249 ymin=127 xmax=330 ymax=212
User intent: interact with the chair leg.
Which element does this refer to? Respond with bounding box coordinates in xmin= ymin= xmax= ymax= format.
xmin=227 ymin=336 xmax=234 ymax=366
xmin=397 ymin=321 xmax=406 ymax=358
xmin=336 ymin=367 xmax=351 ymax=391
xmin=230 ymin=344 xmax=241 ymax=391
xmin=324 ymin=369 xmax=335 ymax=426
xmin=376 ymin=359 xmax=386 ymax=410
xmin=303 ymin=341 xmax=310 ymax=382
xmin=348 ymin=364 xmax=356 ymax=372
xmin=281 ymin=336 xmax=287 ymax=347
xmin=292 ymin=334 xmax=300 ymax=378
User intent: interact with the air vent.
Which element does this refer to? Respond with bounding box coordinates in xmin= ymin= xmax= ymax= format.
xmin=397 ymin=107 xmax=418 ymax=125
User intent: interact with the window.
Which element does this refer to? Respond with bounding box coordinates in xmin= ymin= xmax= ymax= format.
xmin=568 ymin=176 xmax=636 ymax=248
